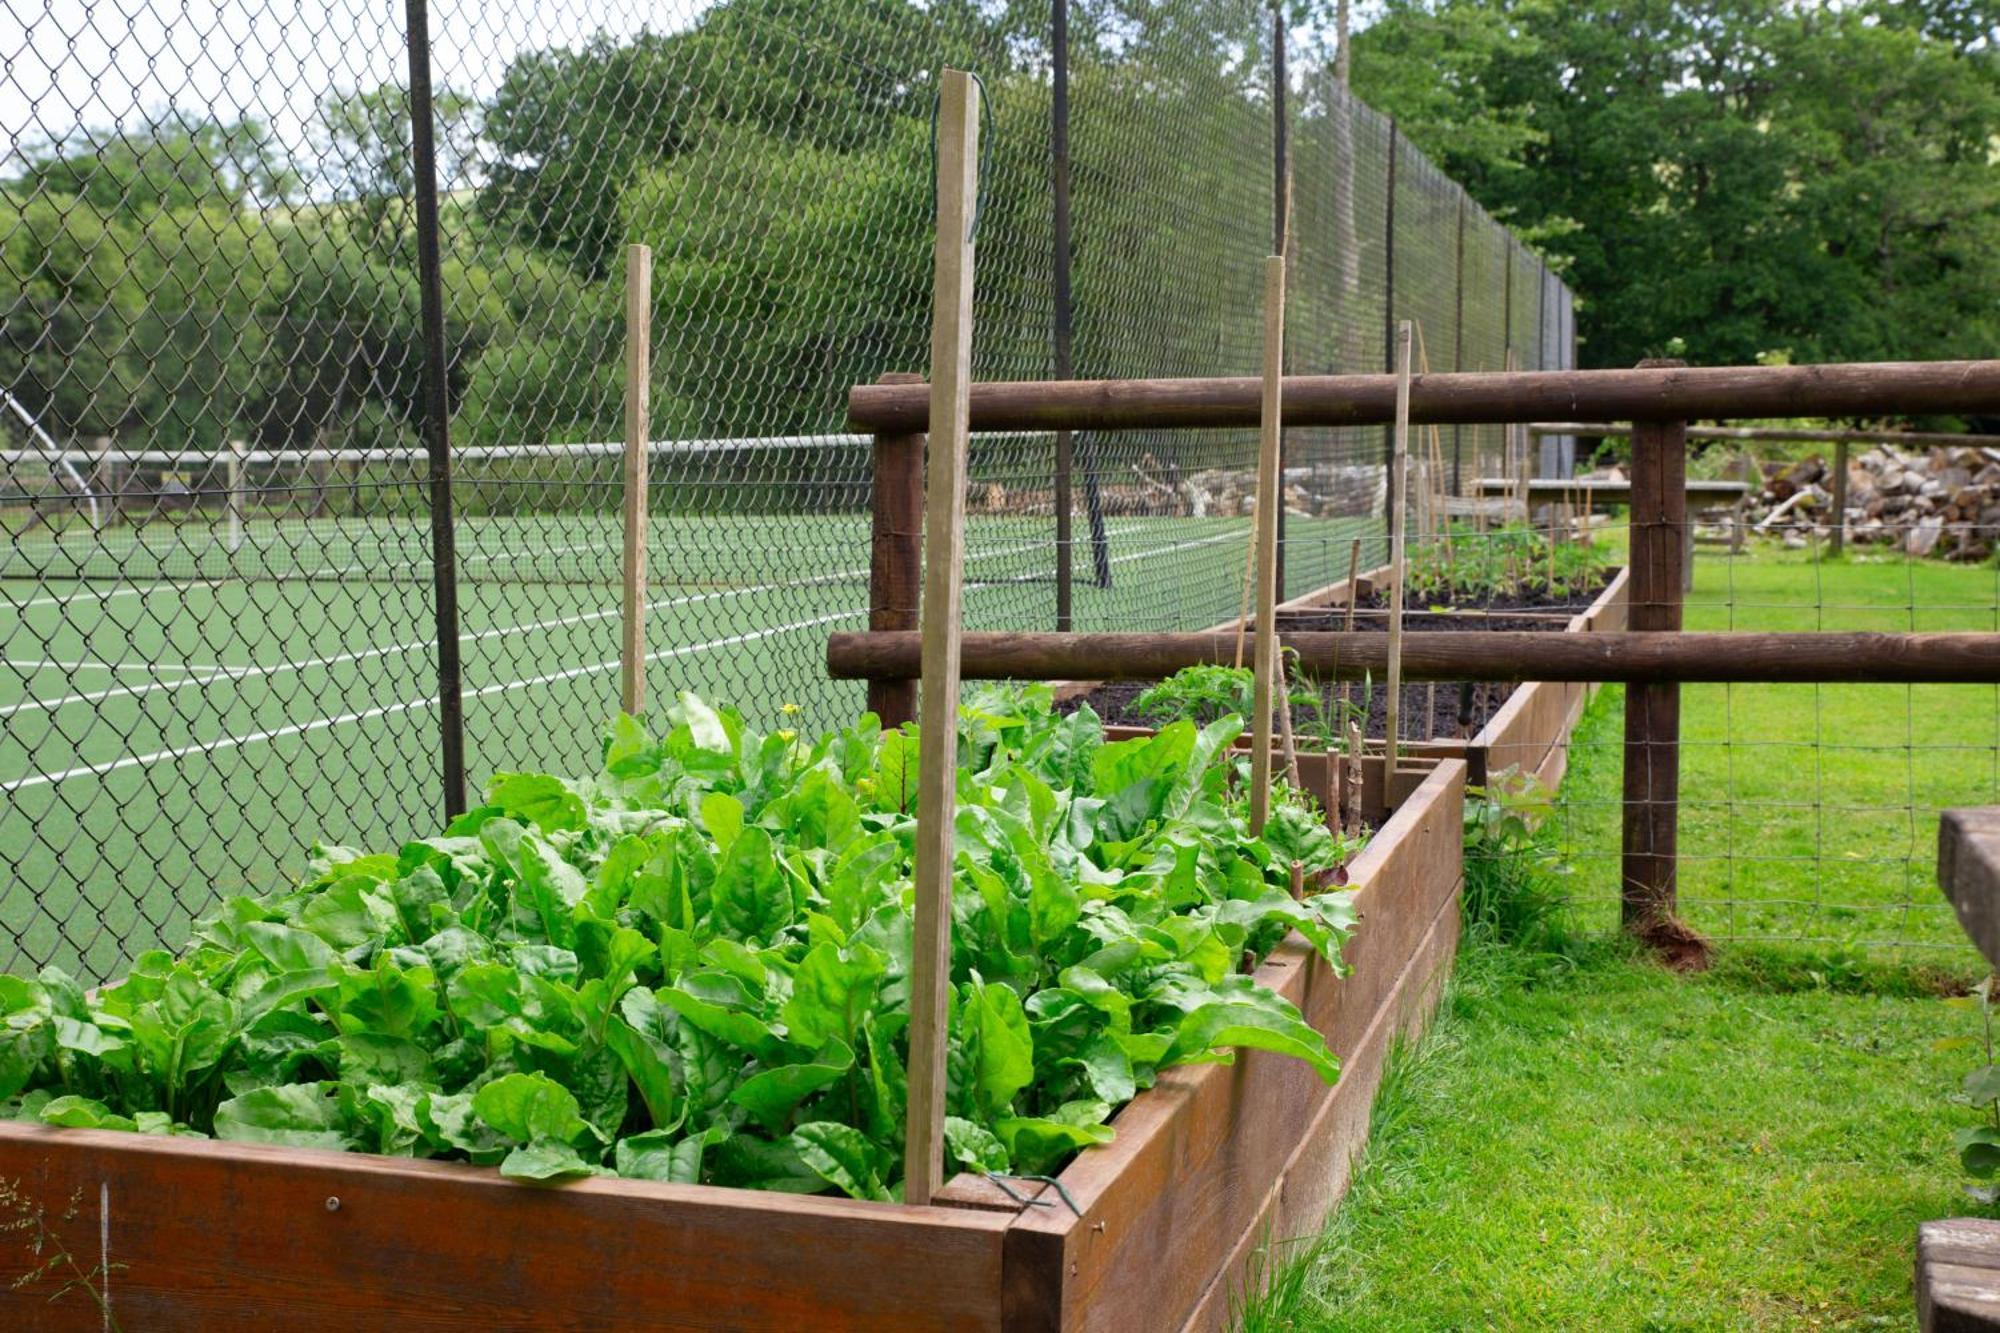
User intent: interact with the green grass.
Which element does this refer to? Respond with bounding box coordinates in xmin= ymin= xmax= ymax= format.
xmin=1238 ymin=936 xmax=1985 ymax=1331
xmin=0 ymin=507 xmax=1382 ymax=979
xmin=1557 ymin=545 xmax=2000 ymax=954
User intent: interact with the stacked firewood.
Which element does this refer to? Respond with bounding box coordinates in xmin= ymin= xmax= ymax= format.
xmin=1745 ymin=445 xmax=2000 ymax=560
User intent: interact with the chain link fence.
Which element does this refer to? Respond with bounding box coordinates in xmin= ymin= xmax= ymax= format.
xmin=1 ymin=0 xmax=1572 ymax=979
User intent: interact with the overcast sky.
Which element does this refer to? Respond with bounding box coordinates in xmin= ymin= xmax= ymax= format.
xmin=3 ymin=0 xmax=704 ymax=163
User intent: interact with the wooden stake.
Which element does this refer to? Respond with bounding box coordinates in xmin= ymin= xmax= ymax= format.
xmin=620 ymin=244 xmax=652 ymax=717
xmin=1336 ymin=536 xmax=1361 ymax=778
xmin=1249 ymin=254 xmax=1288 ymax=834
xmin=904 ymin=68 xmax=979 ymax=1207
xmin=1385 ymin=320 xmax=1413 ymax=769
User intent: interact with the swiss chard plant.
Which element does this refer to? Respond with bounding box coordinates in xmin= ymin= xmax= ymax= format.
xmin=0 ymin=686 xmax=1361 ymax=1200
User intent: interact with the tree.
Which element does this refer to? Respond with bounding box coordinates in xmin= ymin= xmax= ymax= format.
xmin=1353 ymin=0 xmax=2000 ymax=369
xmin=13 ymin=114 xmax=295 ymax=216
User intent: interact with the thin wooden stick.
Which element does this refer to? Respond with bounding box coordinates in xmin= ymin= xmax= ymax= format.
xmin=1249 ymin=254 xmax=1287 ymax=834
xmin=904 ymin=67 xmax=979 ymax=1208
xmin=1233 ymin=528 xmax=1256 ymax=669
xmin=620 ymin=244 xmax=652 ymax=717
xmin=1385 ymin=320 xmax=1413 ymax=770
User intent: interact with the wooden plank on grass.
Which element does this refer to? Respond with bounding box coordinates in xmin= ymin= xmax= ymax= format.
xmin=905 ymin=66 xmax=980 ymax=1207
xmin=1250 ymin=254 xmax=1287 ymax=833
xmin=620 ymin=243 xmax=652 ymax=717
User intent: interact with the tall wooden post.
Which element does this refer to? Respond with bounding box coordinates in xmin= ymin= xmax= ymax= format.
xmin=620 ymin=244 xmax=653 ymax=717
xmin=867 ymin=373 xmax=926 ymax=729
xmin=1622 ymin=359 xmax=1686 ymax=936
xmin=1829 ymin=438 xmax=1849 ymax=557
xmin=905 ymin=68 xmax=979 ymax=1207
xmin=1249 ymin=255 xmax=1287 ymax=834
xmin=1385 ymin=321 xmax=1412 ymax=766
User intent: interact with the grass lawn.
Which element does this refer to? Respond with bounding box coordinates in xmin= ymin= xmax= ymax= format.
xmin=1240 ymin=936 xmax=1985 ymax=1331
xmin=1557 ymin=545 xmax=2000 ymax=954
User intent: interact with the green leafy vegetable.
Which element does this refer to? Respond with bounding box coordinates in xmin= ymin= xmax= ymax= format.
xmin=0 ymin=688 xmax=1361 ymax=1198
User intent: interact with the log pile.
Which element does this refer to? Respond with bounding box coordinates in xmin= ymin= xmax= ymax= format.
xmin=1744 ymin=443 xmax=2000 ymax=560
xmin=966 ymin=454 xmax=1385 ymax=519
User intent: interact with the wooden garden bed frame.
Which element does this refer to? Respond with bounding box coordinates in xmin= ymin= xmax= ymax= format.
xmin=0 ymin=760 xmax=1464 ymax=1332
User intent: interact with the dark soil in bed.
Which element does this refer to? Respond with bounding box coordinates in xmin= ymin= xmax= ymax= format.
xmin=1066 ymin=575 xmax=1615 ymax=742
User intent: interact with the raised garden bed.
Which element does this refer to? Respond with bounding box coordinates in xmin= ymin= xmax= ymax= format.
xmin=0 ymin=722 xmax=1464 ymax=1331
xmin=1063 ymin=565 xmax=1627 ymax=794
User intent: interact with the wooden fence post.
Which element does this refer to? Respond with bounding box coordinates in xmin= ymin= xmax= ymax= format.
xmin=620 ymin=243 xmax=653 ymax=717
xmin=1249 ymin=254 xmax=1286 ymax=834
xmin=904 ymin=66 xmax=979 ymax=1206
xmin=1622 ymin=357 xmax=1696 ymax=953
xmin=868 ymin=372 xmax=926 ymax=729
xmin=1830 ymin=437 xmax=1849 ymax=557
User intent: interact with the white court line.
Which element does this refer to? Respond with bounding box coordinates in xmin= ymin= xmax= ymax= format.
xmin=1 ymin=608 xmax=865 ymax=795
xmin=0 ymin=657 xmax=222 ymax=677
xmin=0 ymin=522 xmax=1154 ymax=721
xmin=1 ymin=520 xmax=1201 ymax=790
xmin=4 ymin=531 xmax=619 ymax=614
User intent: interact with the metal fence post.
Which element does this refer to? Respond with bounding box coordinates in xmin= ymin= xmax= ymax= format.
xmin=1052 ymin=0 xmax=1074 ymax=630
xmin=404 ymin=0 xmax=466 ymax=818
xmin=869 ymin=371 xmax=925 ymax=729
xmin=1623 ymin=358 xmax=1687 ymax=941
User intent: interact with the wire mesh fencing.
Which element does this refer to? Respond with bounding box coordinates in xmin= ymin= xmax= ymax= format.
xmin=1 ymin=0 xmax=1573 ymax=979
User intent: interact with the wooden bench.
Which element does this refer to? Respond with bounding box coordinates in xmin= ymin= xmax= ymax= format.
xmin=1939 ymin=808 xmax=2000 ymax=972
xmin=1473 ymin=476 xmax=1753 ymax=589
xmin=1920 ymin=1219 xmax=2000 ymax=1332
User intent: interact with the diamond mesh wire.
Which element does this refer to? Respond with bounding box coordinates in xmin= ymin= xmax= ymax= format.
xmin=0 ymin=0 xmax=1574 ymax=979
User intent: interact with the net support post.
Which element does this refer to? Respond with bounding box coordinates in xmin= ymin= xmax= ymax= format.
xmin=225 ymin=438 xmax=247 ymax=555
xmin=1622 ymin=358 xmax=1687 ymax=940
xmin=1249 ymin=254 xmax=1286 ymax=834
xmin=620 ymin=244 xmax=653 ymax=717
xmin=868 ymin=373 xmax=926 ymax=730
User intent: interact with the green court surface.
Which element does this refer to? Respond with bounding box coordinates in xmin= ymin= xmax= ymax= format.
xmin=1 ymin=508 xmax=1378 ymax=979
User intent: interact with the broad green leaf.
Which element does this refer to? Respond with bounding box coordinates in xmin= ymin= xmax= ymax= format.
xmin=615 ymin=1126 xmax=722 ymax=1183
xmin=700 ymin=792 xmax=746 ymax=855
xmin=964 ymin=978 xmax=1034 ymax=1122
xmin=213 ymin=1083 xmax=350 ymax=1150
xmin=500 ymin=1140 xmax=599 ymax=1180
xmin=790 ymin=1121 xmax=891 ymax=1201
xmin=39 ymin=1095 xmax=138 ymax=1132
xmin=1961 ymin=1124 xmax=2000 ymax=1177
xmin=729 ymin=1040 xmax=854 ymax=1132
xmin=1966 ymin=1064 xmax=2000 ymax=1106
xmin=472 ymin=1071 xmax=593 ymax=1146
xmin=488 ymin=771 xmax=588 ymax=834
xmin=943 ymin=1116 xmax=1010 ymax=1174
xmin=995 ymin=1102 xmax=1116 ymax=1175
xmin=781 ymin=942 xmax=885 ymax=1052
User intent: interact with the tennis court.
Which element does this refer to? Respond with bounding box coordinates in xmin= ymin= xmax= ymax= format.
xmin=0 ymin=500 xmax=1377 ymax=978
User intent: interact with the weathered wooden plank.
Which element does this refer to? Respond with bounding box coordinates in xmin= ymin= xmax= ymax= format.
xmin=1919 ymin=1219 xmax=2000 ymax=1333
xmin=866 ymin=373 xmax=927 ymax=727
xmin=0 ymin=1126 xmax=1010 ymax=1331
xmin=1249 ymin=255 xmax=1288 ymax=834
xmin=619 ymin=243 xmax=652 ymax=717
xmin=906 ymin=65 xmax=980 ymax=1205
xmin=829 ymin=628 xmax=2000 ymax=685
xmin=1623 ymin=397 xmax=1686 ymax=931
xmin=846 ymin=361 xmax=2000 ymax=436
xmin=1939 ymin=809 xmax=2000 ymax=971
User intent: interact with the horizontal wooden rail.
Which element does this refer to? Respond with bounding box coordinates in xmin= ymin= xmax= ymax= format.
xmin=846 ymin=361 xmax=2000 ymax=435
xmin=827 ymin=630 xmax=2000 ymax=685
xmin=1529 ymin=422 xmax=2000 ymax=449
